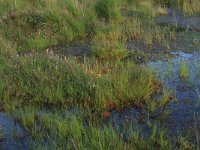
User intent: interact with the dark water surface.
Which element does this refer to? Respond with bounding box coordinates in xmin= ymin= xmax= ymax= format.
xmin=0 ymin=112 xmax=29 ymax=150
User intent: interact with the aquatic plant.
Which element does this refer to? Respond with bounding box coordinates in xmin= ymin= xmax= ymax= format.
xmin=8 ymin=109 xmax=182 ymax=150
xmin=167 ymin=62 xmax=173 ymax=78
xmin=0 ymin=126 xmax=3 ymax=141
xmin=179 ymin=61 xmax=189 ymax=80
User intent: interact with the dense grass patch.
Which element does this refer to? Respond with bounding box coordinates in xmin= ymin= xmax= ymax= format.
xmin=0 ymin=51 xmax=166 ymax=112
xmin=0 ymin=0 xmax=96 ymax=51
xmin=0 ymin=36 xmax=16 ymax=78
xmin=179 ymin=61 xmax=189 ymax=80
xmin=182 ymin=0 xmax=200 ymax=16
xmin=95 ymin=0 xmax=123 ymax=21
xmin=0 ymin=0 xmax=184 ymax=57
xmin=0 ymin=53 xmax=91 ymax=107
xmin=0 ymin=36 xmax=16 ymax=58
xmin=92 ymin=28 xmax=128 ymax=60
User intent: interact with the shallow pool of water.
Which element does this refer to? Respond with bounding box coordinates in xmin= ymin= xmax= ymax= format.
xmin=147 ymin=51 xmax=200 ymax=129
xmin=0 ymin=112 xmax=29 ymax=150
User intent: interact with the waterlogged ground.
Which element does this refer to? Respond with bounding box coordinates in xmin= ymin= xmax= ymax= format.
xmin=103 ymin=51 xmax=200 ymax=143
xmin=156 ymin=8 xmax=200 ymax=31
xmin=1 ymin=52 xmax=200 ymax=148
xmin=1 ymin=50 xmax=200 ymax=149
xmin=147 ymin=51 xmax=200 ymax=129
xmin=1 ymin=28 xmax=200 ymax=149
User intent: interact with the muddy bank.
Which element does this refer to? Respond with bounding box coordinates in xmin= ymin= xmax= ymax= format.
xmin=41 ymin=9 xmax=200 ymax=60
xmin=156 ymin=8 xmax=200 ymax=31
xmin=47 ymin=31 xmax=200 ymax=62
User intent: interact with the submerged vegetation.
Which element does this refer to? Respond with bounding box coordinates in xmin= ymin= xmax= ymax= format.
xmin=0 ymin=0 xmax=200 ymax=149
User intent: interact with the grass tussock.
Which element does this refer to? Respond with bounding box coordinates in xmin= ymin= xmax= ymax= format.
xmin=179 ymin=61 xmax=189 ymax=80
xmin=0 ymin=126 xmax=3 ymax=141
xmin=92 ymin=28 xmax=128 ymax=60
xmin=95 ymin=0 xmax=123 ymax=21
xmin=0 ymin=51 xmax=165 ymax=112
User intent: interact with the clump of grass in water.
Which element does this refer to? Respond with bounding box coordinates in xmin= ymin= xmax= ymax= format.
xmin=8 ymin=107 xmax=195 ymax=150
xmin=179 ymin=61 xmax=189 ymax=80
xmin=167 ymin=62 xmax=173 ymax=78
xmin=9 ymin=108 xmax=178 ymax=149
xmin=92 ymin=29 xmax=128 ymax=60
xmin=0 ymin=125 xmax=3 ymax=141
xmin=178 ymin=136 xmax=195 ymax=150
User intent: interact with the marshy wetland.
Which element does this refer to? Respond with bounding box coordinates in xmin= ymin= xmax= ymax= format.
xmin=0 ymin=0 xmax=200 ymax=149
